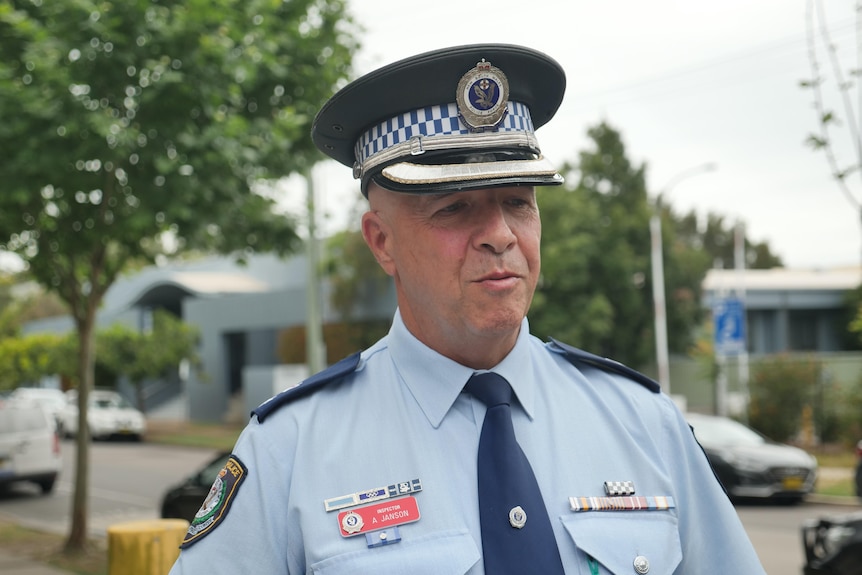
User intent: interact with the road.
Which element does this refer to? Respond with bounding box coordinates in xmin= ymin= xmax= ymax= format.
xmin=0 ymin=440 xmax=859 ymax=573
xmin=738 ymin=498 xmax=861 ymax=573
xmin=0 ymin=438 xmax=219 ymax=537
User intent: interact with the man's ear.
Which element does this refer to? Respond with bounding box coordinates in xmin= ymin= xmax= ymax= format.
xmin=361 ymin=211 xmax=396 ymax=277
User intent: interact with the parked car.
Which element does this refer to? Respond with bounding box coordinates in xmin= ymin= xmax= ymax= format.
xmin=8 ymin=387 xmax=67 ymax=429
xmin=0 ymin=397 xmax=62 ymax=493
xmin=160 ymin=451 xmax=232 ymax=522
xmin=854 ymin=440 xmax=862 ymax=498
xmin=57 ymin=389 xmax=146 ymax=441
xmin=802 ymin=512 xmax=862 ymax=574
xmin=686 ymin=412 xmax=818 ymax=503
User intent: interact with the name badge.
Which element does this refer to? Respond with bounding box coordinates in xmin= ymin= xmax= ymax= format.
xmin=338 ymin=496 xmax=420 ymax=537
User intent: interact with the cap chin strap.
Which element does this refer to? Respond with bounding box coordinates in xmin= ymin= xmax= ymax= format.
xmin=358 ymin=131 xmax=539 ymax=181
xmin=382 ymin=156 xmax=560 ymax=185
xmin=367 ymin=167 xmax=563 ymax=195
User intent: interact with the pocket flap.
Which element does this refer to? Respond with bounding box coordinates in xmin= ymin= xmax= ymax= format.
xmin=311 ymin=529 xmax=480 ymax=575
xmin=562 ymin=513 xmax=682 ymax=574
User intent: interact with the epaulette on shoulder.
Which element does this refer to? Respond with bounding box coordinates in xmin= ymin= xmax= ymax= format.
xmin=252 ymin=352 xmax=361 ymax=423
xmin=549 ymin=338 xmax=660 ymax=394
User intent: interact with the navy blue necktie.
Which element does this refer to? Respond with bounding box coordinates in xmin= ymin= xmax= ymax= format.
xmin=466 ymin=372 xmax=565 ymax=574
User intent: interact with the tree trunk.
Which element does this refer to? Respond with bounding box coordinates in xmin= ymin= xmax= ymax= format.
xmin=63 ymin=310 xmax=96 ymax=553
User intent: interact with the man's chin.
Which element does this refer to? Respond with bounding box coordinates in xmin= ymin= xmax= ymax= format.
xmin=468 ymin=310 xmax=526 ymax=339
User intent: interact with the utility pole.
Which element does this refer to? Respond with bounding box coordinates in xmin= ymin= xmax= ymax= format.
xmin=305 ymin=166 xmax=327 ymax=374
xmin=734 ymin=221 xmax=750 ymax=421
xmin=650 ymin=162 xmax=717 ymax=394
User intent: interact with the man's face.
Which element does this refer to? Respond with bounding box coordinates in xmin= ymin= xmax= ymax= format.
xmin=362 ymin=184 xmax=541 ymax=367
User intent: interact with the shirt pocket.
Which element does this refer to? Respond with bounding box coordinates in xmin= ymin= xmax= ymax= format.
xmin=561 ymin=513 xmax=682 ymax=575
xmin=309 ymin=529 xmax=480 ymax=575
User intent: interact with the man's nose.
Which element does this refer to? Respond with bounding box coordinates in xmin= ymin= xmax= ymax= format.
xmin=476 ymin=205 xmax=516 ymax=254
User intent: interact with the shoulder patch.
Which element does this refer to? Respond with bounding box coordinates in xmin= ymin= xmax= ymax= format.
xmin=549 ymin=338 xmax=660 ymax=394
xmin=180 ymin=454 xmax=248 ymax=549
xmin=251 ymin=352 xmax=362 ymax=422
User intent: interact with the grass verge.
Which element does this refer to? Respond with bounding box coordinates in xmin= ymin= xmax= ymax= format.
xmin=144 ymin=420 xmax=243 ymax=451
xmin=0 ymin=518 xmax=107 ymax=575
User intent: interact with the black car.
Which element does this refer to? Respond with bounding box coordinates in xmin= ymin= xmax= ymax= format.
xmin=802 ymin=512 xmax=862 ymax=574
xmin=854 ymin=440 xmax=862 ymax=498
xmin=161 ymin=451 xmax=231 ymax=522
xmin=686 ymin=413 xmax=818 ymax=503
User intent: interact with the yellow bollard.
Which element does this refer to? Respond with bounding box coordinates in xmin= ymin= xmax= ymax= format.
xmin=107 ymin=518 xmax=189 ymax=575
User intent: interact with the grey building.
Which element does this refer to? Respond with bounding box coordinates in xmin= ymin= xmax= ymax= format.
xmin=23 ymin=257 xmax=861 ymax=421
xmin=702 ymin=266 xmax=861 ymax=354
xmin=24 ymin=252 xmax=396 ymax=423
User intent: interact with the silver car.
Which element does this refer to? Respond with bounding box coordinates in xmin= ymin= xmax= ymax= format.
xmin=58 ymin=389 xmax=147 ymax=441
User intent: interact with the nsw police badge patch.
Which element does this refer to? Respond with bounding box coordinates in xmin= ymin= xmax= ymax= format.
xmin=180 ymin=455 xmax=248 ymax=548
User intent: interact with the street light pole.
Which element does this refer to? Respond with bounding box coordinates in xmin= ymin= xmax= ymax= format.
xmin=650 ymin=162 xmax=717 ymax=394
xmin=305 ymin=166 xmax=327 ymax=375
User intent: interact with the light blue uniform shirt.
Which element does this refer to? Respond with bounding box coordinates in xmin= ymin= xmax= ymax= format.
xmin=170 ymin=310 xmax=766 ymax=574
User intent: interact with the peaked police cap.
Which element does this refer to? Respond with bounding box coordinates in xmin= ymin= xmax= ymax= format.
xmin=311 ymin=44 xmax=566 ymax=196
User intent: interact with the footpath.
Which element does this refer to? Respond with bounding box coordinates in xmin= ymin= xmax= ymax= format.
xmin=0 ymin=553 xmax=70 ymax=575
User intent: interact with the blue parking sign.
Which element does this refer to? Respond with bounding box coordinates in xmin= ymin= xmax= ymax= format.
xmin=713 ymin=297 xmax=746 ymax=356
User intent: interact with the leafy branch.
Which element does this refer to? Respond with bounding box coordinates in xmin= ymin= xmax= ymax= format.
xmin=802 ymin=0 xmax=862 ymax=211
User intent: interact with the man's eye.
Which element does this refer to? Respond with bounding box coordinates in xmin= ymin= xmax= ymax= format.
xmin=438 ymin=201 xmax=466 ymax=214
xmin=507 ymin=197 xmax=534 ymax=209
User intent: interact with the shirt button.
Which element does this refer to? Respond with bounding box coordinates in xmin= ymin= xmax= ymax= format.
xmin=633 ymin=555 xmax=650 ymax=574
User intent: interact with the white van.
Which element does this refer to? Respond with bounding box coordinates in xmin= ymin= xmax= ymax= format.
xmin=8 ymin=387 xmax=66 ymax=428
xmin=0 ymin=398 xmax=62 ymax=494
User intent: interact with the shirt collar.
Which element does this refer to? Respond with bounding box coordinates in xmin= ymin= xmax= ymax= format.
xmin=387 ymin=309 xmax=535 ymax=428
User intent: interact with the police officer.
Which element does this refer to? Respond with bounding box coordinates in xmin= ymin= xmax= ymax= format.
xmin=169 ymin=44 xmax=766 ymax=574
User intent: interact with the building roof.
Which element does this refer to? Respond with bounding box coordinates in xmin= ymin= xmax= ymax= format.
xmin=704 ymin=266 xmax=862 ymax=293
xmin=102 ymin=253 xmax=302 ymax=314
xmin=127 ymin=272 xmax=270 ymax=308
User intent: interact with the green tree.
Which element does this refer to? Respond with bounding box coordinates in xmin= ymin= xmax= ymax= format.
xmin=0 ymin=272 xmax=69 ymax=339
xmin=0 ymin=331 xmax=74 ymax=391
xmin=674 ymin=212 xmax=783 ymax=270
xmin=0 ymin=273 xmax=18 ymax=339
xmin=531 ymin=121 xmax=784 ymax=370
xmin=325 ymin=229 xmax=391 ymax=317
xmin=532 ymin=122 xmax=687 ymax=367
xmin=316 ymin=188 xmax=395 ymax=354
xmin=96 ymin=310 xmax=200 ymax=411
xmin=747 ymin=354 xmax=822 ymax=442
xmin=844 ymin=284 xmax=862 ymax=350
xmin=0 ymin=0 xmax=358 ymax=552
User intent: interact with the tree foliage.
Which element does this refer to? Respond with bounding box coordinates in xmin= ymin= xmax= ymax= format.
xmin=0 ymin=271 xmax=69 ymax=338
xmin=530 ymin=121 xmax=783 ymax=369
xmin=324 ymin=227 xmax=391 ymax=320
xmin=0 ymin=0 xmax=358 ymax=551
xmin=847 ymin=284 xmax=862 ymax=349
xmin=0 ymin=332 xmax=73 ymax=390
xmin=96 ymin=309 xmax=200 ymax=410
xmin=747 ymin=354 xmax=822 ymax=442
xmin=674 ymin=212 xmax=783 ymax=270
xmin=0 ymin=310 xmax=198 ymax=397
xmin=532 ymin=122 xmax=687 ymax=367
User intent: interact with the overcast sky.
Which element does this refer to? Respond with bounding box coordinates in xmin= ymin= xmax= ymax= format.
xmin=2 ymin=0 xmax=858 ymax=273
xmin=299 ymin=0 xmax=862 ymax=271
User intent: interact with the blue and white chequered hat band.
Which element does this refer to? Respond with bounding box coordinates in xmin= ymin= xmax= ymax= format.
xmin=354 ymin=101 xmax=539 ymax=178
